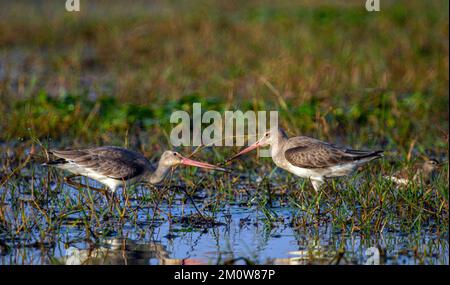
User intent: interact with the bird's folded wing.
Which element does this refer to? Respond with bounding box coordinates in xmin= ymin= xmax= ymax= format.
xmin=51 ymin=148 xmax=146 ymax=180
xmin=87 ymin=156 xmax=146 ymax=180
xmin=283 ymin=138 xmax=353 ymax=169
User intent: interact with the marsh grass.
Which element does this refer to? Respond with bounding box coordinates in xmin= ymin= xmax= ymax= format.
xmin=0 ymin=122 xmax=448 ymax=264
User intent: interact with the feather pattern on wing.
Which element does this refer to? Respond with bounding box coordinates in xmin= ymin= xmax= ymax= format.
xmin=50 ymin=146 xmax=152 ymax=180
xmin=283 ymin=136 xmax=382 ymax=169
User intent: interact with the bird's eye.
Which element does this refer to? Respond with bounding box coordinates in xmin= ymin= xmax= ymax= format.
xmin=265 ymin=133 xmax=269 ymax=137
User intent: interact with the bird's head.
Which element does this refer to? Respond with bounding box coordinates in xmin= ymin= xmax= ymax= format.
xmin=226 ymin=128 xmax=287 ymax=162
xmin=422 ymin=158 xmax=441 ymax=172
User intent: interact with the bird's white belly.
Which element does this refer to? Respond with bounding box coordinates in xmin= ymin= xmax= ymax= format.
xmin=283 ymin=163 xmax=357 ymax=179
xmin=57 ymin=163 xmax=123 ymax=191
xmin=284 ymin=165 xmax=317 ymax=178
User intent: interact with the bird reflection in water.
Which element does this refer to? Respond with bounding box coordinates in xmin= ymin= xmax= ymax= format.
xmin=63 ymin=239 xmax=206 ymax=265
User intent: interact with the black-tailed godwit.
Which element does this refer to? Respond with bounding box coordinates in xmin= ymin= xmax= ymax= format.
xmin=45 ymin=146 xmax=227 ymax=193
xmin=227 ymin=128 xmax=383 ymax=191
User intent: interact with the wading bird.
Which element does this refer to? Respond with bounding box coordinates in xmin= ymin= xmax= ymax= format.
xmin=227 ymin=128 xmax=383 ymax=192
xmin=384 ymin=158 xmax=441 ymax=186
xmin=44 ymin=146 xmax=227 ymax=193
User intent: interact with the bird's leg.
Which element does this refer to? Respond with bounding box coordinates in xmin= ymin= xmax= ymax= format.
xmin=103 ymin=190 xmax=111 ymax=205
xmin=321 ymin=180 xmax=333 ymax=200
xmin=310 ymin=177 xmax=325 ymax=215
xmin=325 ymin=179 xmax=331 ymax=190
xmin=179 ymin=186 xmax=207 ymax=221
xmin=109 ymin=191 xmax=117 ymax=212
xmin=64 ymin=175 xmax=108 ymax=195
xmin=64 ymin=175 xmax=83 ymax=189
xmin=85 ymin=184 xmax=108 ymax=195
xmin=310 ymin=177 xmax=324 ymax=193
xmin=103 ymin=190 xmax=117 ymax=213
xmin=64 ymin=174 xmax=79 ymax=182
xmin=112 ymin=191 xmax=120 ymax=205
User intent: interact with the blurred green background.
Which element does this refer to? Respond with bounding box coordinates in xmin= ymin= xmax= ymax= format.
xmin=0 ymin=0 xmax=448 ymax=158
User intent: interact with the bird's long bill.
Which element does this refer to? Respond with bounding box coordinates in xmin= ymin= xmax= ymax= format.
xmin=226 ymin=142 xmax=260 ymax=163
xmin=180 ymin=157 xmax=229 ymax=172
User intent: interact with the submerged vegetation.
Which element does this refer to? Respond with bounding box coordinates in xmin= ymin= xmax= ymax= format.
xmin=0 ymin=0 xmax=448 ymax=264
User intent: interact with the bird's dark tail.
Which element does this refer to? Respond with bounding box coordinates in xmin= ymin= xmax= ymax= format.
xmin=42 ymin=158 xmax=67 ymax=166
xmin=348 ymin=150 xmax=384 ymax=162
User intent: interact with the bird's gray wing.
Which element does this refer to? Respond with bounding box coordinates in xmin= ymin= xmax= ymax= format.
xmin=283 ymin=137 xmax=354 ymax=169
xmin=50 ymin=146 xmax=148 ymax=180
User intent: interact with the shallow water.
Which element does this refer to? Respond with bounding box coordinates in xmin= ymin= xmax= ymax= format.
xmin=0 ymin=174 xmax=448 ymax=265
